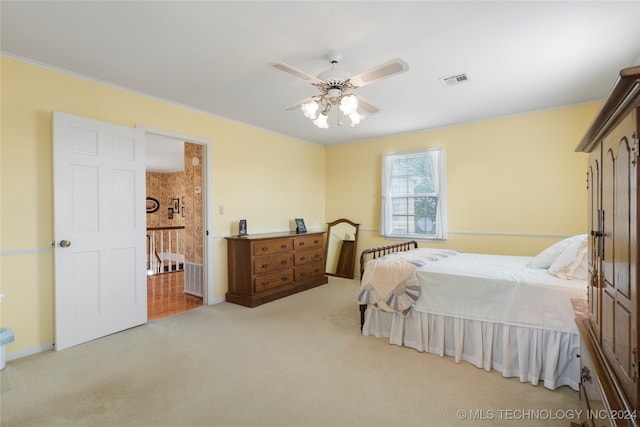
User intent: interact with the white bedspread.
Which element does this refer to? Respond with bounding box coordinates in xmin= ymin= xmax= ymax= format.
xmin=413 ymin=253 xmax=587 ymax=332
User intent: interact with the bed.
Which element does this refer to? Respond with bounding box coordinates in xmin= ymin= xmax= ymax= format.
xmin=358 ymin=236 xmax=588 ymax=391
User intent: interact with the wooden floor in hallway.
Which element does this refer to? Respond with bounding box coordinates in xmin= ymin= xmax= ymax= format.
xmin=147 ymin=270 xmax=203 ymax=320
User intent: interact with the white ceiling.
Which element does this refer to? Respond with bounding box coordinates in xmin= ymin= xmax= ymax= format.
xmin=2 ymin=1 xmax=640 ymax=146
xmin=145 ymin=134 xmax=184 ymax=173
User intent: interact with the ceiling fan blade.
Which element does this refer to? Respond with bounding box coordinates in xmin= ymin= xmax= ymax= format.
xmin=356 ymin=95 xmax=382 ymax=114
xmin=272 ymin=61 xmax=324 ymax=85
xmin=285 ymin=98 xmax=314 ymax=111
xmin=349 ymin=58 xmax=409 ymax=88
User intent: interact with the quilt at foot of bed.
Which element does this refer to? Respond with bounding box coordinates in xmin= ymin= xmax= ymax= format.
xmin=362 ymin=307 xmax=579 ymax=391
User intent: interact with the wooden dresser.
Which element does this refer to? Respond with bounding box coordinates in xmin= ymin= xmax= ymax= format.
xmin=575 ymin=65 xmax=640 ymax=427
xmin=225 ymin=231 xmax=328 ymax=307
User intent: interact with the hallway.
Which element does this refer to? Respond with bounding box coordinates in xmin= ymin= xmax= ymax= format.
xmin=147 ymin=271 xmax=203 ymax=320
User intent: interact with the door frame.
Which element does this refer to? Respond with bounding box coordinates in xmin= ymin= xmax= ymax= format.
xmin=137 ymin=125 xmax=215 ymax=305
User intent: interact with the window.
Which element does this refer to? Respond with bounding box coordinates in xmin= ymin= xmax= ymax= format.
xmin=380 ymin=148 xmax=447 ymax=239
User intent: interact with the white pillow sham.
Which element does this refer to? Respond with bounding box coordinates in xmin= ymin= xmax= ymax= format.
xmin=529 ymin=234 xmax=587 ymax=269
xmin=548 ymin=235 xmax=588 ymax=280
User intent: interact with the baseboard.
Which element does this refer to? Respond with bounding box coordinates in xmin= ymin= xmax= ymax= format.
xmin=6 ymin=301 xmax=228 ymax=361
xmin=7 ymin=343 xmax=54 ymax=361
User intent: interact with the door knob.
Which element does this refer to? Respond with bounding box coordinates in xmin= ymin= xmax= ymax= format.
xmin=59 ymin=240 xmax=71 ymax=248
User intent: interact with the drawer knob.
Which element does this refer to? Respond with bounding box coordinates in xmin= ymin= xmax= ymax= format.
xmin=281 ymin=260 xmax=288 ymax=265
xmin=300 ymin=256 xmax=306 ymax=261
xmin=281 ymin=244 xmax=287 ymax=249
xmin=261 ymin=263 xmax=269 ymax=268
xmin=261 ymin=247 xmax=268 ymax=252
xmin=581 ymin=366 xmax=592 ymax=383
xmin=281 ymin=276 xmax=288 ymax=282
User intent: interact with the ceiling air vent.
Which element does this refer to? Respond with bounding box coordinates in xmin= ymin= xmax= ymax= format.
xmin=439 ymin=72 xmax=471 ymax=87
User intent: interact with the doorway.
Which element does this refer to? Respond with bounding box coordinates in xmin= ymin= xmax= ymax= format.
xmin=147 ymin=271 xmax=202 ymax=320
xmin=143 ymin=129 xmax=212 ymax=319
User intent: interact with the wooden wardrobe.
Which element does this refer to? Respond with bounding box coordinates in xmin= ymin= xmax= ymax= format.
xmin=576 ymin=65 xmax=640 ymax=427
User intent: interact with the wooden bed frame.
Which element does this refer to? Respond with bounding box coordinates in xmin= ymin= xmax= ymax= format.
xmin=358 ymin=240 xmax=418 ymax=330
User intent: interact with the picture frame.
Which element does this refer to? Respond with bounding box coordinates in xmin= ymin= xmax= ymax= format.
xmin=146 ymin=197 xmax=160 ymax=214
xmin=173 ymin=198 xmax=179 ymax=212
xmin=295 ymin=218 xmax=307 ymax=234
xmin=239 ymin=219 xmax=247 ymax=236
xmin=168 ymin=207 xmax=174 ymax=219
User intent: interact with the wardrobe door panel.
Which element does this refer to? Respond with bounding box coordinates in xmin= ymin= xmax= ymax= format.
xmin=601 ymin=111 xmax=638 ymax=407
xmin=587 ymin=148 xmax=602 ymax=338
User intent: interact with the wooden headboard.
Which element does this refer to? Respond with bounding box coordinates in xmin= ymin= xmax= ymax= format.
xmin=359 ymin=240 xmax=418 ymax=280
xmin=358 ymin=240 xmax=418 ymax=330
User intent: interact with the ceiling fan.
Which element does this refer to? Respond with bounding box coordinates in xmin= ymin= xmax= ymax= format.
xmin=272 ymin=53 xmax=409 ymax=128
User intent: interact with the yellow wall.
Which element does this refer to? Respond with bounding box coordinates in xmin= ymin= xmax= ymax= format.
xmin=1 ymin=55 xmax=599 ymax=358
xmin=0 ymin=56 xmax=326 ymax=355
xmin=325 ymin=103 xmax=598 ymax=258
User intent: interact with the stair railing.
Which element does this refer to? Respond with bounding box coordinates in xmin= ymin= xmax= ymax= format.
xmin=146 ymin=226 xmax=186 ymax=275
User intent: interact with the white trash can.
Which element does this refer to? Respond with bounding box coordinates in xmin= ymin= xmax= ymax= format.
xmin=0 ymin=327 xmax=14 ymax=370
xmin=0 ymin=294 xmax=13 ymax=370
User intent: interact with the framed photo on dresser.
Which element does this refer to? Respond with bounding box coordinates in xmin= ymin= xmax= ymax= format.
xmin=295 ymin=218 xmax=307 ymax=234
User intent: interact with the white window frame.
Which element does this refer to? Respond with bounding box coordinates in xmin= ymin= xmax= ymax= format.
xmin=380 ymin=147 xmax=448 ymax=240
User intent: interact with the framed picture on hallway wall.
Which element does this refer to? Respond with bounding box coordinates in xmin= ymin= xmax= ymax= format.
xmin=146 ymin=197 xmax=159 ymax=214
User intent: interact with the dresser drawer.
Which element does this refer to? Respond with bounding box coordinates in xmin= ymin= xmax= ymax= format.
xmin=294 ymin=248 xmax=323 ymax=266
xmin=252 ymin=238 xmax=293 ymax=256
xmin=254 ymin=270 xmax=294 ymax=292
xmin=295 ymin=262 xmax=324 ymax=281
xmin=254 ymin=253 xmax=292 ymax=274
xmin=294 ymin=235 xmax=323 ymax=251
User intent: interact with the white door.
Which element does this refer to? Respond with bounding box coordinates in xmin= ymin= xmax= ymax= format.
xmin=53 ymin=112 xmax=147 ymax=351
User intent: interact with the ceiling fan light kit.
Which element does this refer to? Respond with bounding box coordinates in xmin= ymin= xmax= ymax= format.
xmin=273 ymin=52 xmax=409 ymax=129
xmin=302 ymin=92 xmax=362 ymax=128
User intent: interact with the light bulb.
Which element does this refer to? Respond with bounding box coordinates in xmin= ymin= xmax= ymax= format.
xmin=339 ymin=94 xmax=358 ymax=115
xmin=301 ymin=101 xmax=319 ymax=119
xmin=349 ymin=112 xmax=364 ymax=127
xmin=313 ymin=113 xmax=329 ymax=129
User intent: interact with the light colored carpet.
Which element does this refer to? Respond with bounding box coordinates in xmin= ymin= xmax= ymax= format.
xmin=0 ymin=277 xmax=580 ymax=426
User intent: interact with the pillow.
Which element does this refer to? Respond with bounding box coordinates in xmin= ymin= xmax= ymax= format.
xmin=549 ymin=235 xmax=588 ymax=280
xmin=529 ymin=234 xmax=587 ymax=269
